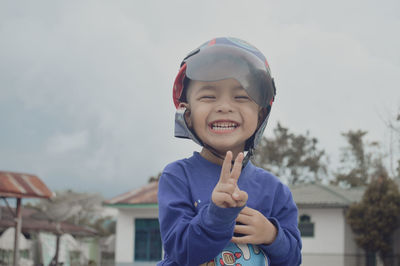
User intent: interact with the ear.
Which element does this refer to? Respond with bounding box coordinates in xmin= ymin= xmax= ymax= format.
xmin=178 ymin=102 xmax=188 ymax=110
xmin=179 ymin=102 xmax=192 ymax=128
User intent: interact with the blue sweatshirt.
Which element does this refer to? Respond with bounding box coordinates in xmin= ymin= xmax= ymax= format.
xmin=157 ymin=152 xmax=302 ymax=265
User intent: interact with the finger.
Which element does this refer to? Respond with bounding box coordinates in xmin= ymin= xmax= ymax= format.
xmin=219 ymin=151 xmax=233 ymax=183
xmin=232 ymin=190 xmax=248 ymax=206
xmin=233 ymin=224 xmax=253 ymax=235
xmin=230 ymin=152 xmax=244 ymax=182
xmin=232 ymin=186 xmax=241 ymax=199
xmin=231 ymin=235 xmax=254 ymax=244
xmin=239 ymin=206 xmax=256 ymax=216
xmin=215 ymin=183 xmax=236 ymax=195
xmin=236 ymin=212 xmax=254 ymax=225
xmin=214 ymin=193 xmax=238 ymax=208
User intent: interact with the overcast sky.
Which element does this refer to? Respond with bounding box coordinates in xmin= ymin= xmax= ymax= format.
xmin=1 ymin=1 xmax=399 ymax=198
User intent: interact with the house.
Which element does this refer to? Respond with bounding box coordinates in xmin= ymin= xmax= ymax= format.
xmin=292 ymin=183 xmax=366 ymax=266
xmin=0 ymin=171 xmax=117 ymax=266
xmin=106 ymin=181 xmax=400 ymax=266
xmin=104 ymin=182 xmax=159 ymax=266
xmin=0 ymin=205 xmax=98 ymax=266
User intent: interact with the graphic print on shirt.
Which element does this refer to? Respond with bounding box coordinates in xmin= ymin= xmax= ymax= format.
xmin=200 ymin=242 xmax=269 ymax=266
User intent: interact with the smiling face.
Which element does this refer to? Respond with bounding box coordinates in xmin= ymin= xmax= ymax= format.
xmin=182 ymin=78 xmax=261 ymax=159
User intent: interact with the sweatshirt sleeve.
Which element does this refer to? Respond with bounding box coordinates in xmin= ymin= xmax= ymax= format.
xmin=158 ymin=170 xmax=243 ymax=265
xmin=259 ymin=183 xmax=302 ymax=266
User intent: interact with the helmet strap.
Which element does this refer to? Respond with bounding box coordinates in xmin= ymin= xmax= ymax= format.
xmin=203 ymin=144 xmax=226 ymax=161
xmin=242 ymin=148 xmax=253 ymax=168
xmin=203 ymin=144 xmax=252 ymax=169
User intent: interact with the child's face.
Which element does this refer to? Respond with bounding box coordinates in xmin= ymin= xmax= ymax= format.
xmin=183 ymin=78 xmax=261 ymax=155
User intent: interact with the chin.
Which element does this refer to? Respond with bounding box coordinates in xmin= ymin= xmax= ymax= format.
xmin=213 ymin=144 xmax=244 ymax=154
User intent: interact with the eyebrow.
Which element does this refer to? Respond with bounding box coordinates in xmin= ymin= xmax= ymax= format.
xmin=196 ymin=85 xmax=217 ymax=92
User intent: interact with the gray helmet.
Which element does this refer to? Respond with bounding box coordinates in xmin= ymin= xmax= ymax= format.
xmin=173 ymin=37 xmax=276 ymax=160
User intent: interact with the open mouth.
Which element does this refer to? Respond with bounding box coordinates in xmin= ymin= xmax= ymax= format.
xmin=209 ymin=120 xmax=239 ymax=132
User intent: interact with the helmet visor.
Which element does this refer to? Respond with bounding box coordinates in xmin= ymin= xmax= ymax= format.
xmin=185 ymin=45 xmax=274 ymax=108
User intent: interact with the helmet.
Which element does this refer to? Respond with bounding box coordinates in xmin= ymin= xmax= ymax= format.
xmin=173 ymin=37 xmax=276 ymax=161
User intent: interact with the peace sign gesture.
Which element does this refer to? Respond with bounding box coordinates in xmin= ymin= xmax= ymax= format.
xmin=211 ymin=151 xmax=248 ymax=208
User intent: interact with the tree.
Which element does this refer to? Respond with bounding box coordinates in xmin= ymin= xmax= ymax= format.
xmin=346 ymin=167 xmax=400 ymax=266
xmin=32 ymin=190 xmax=113 ymax=265
xmin=148 ymin=172 xmax=162 ymax=183
xmin=379 ymin=106 xmax=400 ymax=178
xmin=334 ymin=130 xmax=382 ymax=187
xmin=90 ymin=216 xmax=116 ymax=236
xmin=397 ymin=160 xmax=400 ymax=180
xmin=252 ymin=122 xmax=328 ymax=185
xmin=386 ymin=110 xmax=400 ymax=178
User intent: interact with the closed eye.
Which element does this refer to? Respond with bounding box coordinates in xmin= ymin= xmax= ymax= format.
xmin=235 ymin=96 xmax=250 ymax=100
xmin=199 ymin=95 xmax=216 ymax=100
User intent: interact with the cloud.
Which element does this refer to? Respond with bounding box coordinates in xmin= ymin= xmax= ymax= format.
xmin=0 ymin=0 xmax=399 ymax=197
xmin=45 ymin=131 xmax=89 ymax=154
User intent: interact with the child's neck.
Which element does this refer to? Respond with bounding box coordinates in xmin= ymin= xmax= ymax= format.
xmin=200 ymin=147 xmax=243 ymax=166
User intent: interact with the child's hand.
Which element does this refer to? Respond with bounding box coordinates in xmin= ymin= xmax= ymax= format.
xmin=231 ymin=206 xmax=277 ymax=245
xmin=211 ymin=151 xmax=248 ymax=208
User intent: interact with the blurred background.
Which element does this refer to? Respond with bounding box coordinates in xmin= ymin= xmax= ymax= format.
xmin=0 ymin=1 xmax=399 ymax=266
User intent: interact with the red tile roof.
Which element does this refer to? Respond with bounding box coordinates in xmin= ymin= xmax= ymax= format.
xmin=105 ymin=181 xmax=158 ymax=205
xmin=0 ymin=171 xmax=53 ymax=199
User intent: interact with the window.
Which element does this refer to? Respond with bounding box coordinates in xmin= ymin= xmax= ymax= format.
xmin=0 ymin=249 xmax=29 ymax=265
xmin=100 ymin=251 xmax=114 ymax=266
xmin=299 ymin=214 xmax=314 ymax=237
xmin=134 ymin=219 xmax=162 ymax=261
xmin=69 ymin=251 xmax=81 ymax=266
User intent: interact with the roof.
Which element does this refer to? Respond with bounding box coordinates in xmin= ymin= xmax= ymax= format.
xmin=104 ymin=181 xmax=158 ymax=207
xmin=291 ymin=183 xmax=365 ymax=208
xmin=106 ymin=180 xmax=366 ymax=209
xmin=0 ymin=206 xmax=97 ymax=236
xmin=0 ymin=171 xmax=53 ymax=199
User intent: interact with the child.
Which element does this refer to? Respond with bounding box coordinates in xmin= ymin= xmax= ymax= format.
xmin=158 ymin=37 xmax=302 ymax=265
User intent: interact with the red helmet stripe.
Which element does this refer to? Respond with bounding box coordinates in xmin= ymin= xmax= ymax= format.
xmin=172 ymin=63 xmax=187 ymax=108
xmin=208 ymin=38 xmax=216 ymax=46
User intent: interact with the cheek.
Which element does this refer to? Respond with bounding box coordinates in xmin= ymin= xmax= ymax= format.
xmin=245 ymin=107 xmax=260 ymax=124
xmin=188 ymin=106 xmax=207 ymax=129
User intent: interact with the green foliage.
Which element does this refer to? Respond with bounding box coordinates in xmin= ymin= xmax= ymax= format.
xmin=346 ymin=169 xmax=400 ymax=262
xmin=148 ymin=172 xmax=162 ymax=183
xmin=393 ymin=113 xmax=400 ymax=178
xmin=384 ymin=109 xmax=400 ymax=178
xmin=334 ymin=130 xmax=382 ymax=187
xmin=397 ymin=160 xmax=400 ymax=179
xmin=252 ymin=122 xmax=328 ymax=185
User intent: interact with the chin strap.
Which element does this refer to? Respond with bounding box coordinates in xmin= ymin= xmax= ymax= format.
xmin=203 ymin=144 xmax=226 ymax=161
xmin=242 ymin=148 xmax=253 ymax=168
xmin=204 ymin=144 xmax=253 ymax=169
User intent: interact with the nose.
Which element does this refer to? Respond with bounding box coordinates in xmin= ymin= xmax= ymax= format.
xmin=216 ymin=98 xmax=234 ymax=113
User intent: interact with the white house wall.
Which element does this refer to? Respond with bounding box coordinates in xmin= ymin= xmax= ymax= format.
xmin=115 ymin=209 xmax=134 ymax=265
xmin=299 ymin=208 xmax=347 ymax=266
xmin=115 ymin=207 xmax=159 ymax=266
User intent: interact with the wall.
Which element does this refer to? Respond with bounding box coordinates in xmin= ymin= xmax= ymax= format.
xmin=115 ymin=207 xmax=159 ymax=266
xmin=299 ymin=207 xmax=346 ymax=266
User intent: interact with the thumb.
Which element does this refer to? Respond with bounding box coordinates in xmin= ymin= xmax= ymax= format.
xmin=232 ymin=187 xmax=248 ymax=206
